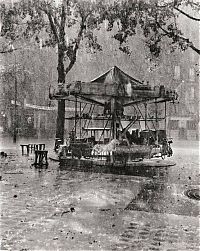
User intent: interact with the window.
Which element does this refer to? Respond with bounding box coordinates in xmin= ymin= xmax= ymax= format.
xmin=187 ymin=120 xmax=197 ymax=130
xmin=191 ymin=87 xmax=195 ymax=99
xmin=174 ymin=66 xmax=180 ymax=79
xmin=189 ymin=68 xmax=195 ymax=81
xmin=168 ymin=120 xmax=179 ymax=130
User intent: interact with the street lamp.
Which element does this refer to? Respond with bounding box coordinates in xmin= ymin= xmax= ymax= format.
xmin=3 ymin=42 xmax=37 ymax=143
xmin=13 ymin=52 xmax=17 ymax=143
xmin=7 ymin=42 xmax=17 ymax=143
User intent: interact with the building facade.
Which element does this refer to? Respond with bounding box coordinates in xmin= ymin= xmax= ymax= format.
xmin=167 ymin=49 xmax=199 ymax=140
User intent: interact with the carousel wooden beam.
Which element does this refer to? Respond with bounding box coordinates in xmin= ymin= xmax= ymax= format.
xmin=123 ymin=98 xmax=151 ymax=107
xmin=153 ymin=98 xmax=173 ymax=104
xmin=121 ymin=117 xmax=138 ymax=137
xmin=76 ymin=95 xmax=105 ymax=107
xmin=123 ymin=96 xmax=174 ymax=107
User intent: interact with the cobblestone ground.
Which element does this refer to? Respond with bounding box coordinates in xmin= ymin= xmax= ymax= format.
xmin=0 ymin=139 xmax=199 ymax=250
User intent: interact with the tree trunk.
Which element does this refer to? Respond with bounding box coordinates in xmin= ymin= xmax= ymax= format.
xmin=56 ymin=100 xmax=65 ymax=143
xmin=55 ymin=46 xmax=65 ymax=144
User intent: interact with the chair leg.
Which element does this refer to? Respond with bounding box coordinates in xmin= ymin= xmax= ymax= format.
xmin=45 ymin=153 xmax=48 ymax=165
xmin=34 ymin=153 xmax=37 ymax=165
xmin=39 ymin=153 xmax=42 ymax=164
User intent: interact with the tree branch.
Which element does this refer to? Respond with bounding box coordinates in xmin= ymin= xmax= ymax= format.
xmin=42 ymin=4 xmax=60 ymax=43
xmin=156 ymin=22 xmax=200 ymax=55
xmin=53 ymin=15 xmax=60 ymax=30
xmin=189 ymin=43 xmax=200 ymax=54
xmin=65 ymin=17 xmax=86 ymax=74
xmin=59 ymin=0 xmax=68 ymax=42
xmin=187 ymin=0 xmax=200 ymax=8
xmin=157 ymin=1 xmax=200 ymax=21
xmin=0 ymin=47 xmax=22 ymax=53
xmin=174 ymin=6 xmax=200 ymax=21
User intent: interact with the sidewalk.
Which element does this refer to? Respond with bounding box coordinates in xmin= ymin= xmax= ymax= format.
xmin=0 ymin=140 xmax=199 ymax=250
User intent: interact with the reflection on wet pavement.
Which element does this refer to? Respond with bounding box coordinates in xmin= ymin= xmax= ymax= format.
xmin=60 ymin=162 xmax=160 ymax=178
xmin=126 ymin=181 xmax=200 ymax=217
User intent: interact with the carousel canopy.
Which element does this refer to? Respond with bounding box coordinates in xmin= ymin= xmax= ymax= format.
xmin=51 ymin=66 xmax=177 ymax=106
xmin=91 ymin=66 xmax=146 ymax=87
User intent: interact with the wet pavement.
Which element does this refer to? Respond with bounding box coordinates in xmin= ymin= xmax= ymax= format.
xmin=0 ymin=138 xmax=199 ymax=250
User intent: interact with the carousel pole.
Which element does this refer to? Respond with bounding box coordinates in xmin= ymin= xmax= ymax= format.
xmin=74 ymin=96 xmax=77 ymax=140
xmin=110 ymin=97 xmax=117 ymax=165
xmin=164 ymin=101 xmax=167 ymax=132
xmin=144 ymin=102 xmax=147 ymax=130
xmin=111 ymin=98 xmax=117 ymax=139
xmin=79 ymin=101 xmax=81 ymax=138
xmin=155 ymin=99 xmax=159 ymax=144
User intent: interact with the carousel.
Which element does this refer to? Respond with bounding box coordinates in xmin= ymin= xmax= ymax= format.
xmin=50 ymin=66 xmax=178 ymax=168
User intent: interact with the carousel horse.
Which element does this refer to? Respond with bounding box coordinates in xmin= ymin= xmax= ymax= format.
xmin=92 ymin=139 xmax=120 ymax=156
xmin=56 ymin=137 xmax=71 ymax=157
xmin=57 ymin=144 xmax=67 ymax=157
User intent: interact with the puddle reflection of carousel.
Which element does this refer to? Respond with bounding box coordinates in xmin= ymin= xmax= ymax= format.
xmin=51 ymin=66 xmax=177 ymax=169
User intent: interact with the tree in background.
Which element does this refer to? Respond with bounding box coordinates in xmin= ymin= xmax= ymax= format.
xmin=0 ymin=0 xmax=108 ymax=143
xmin=0 ymin=57 xmax=35 ymax=134
xmin=106 ymin=0 xmax=199 ymax=59
xmin=1 ymin=0 xmax=199 ymax=142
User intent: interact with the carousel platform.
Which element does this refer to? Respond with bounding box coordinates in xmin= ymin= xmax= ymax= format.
xmin=49 ymin=155 xmax=175 ymax=177
xmin=49 ymin=154 xmax=175 ymax=169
